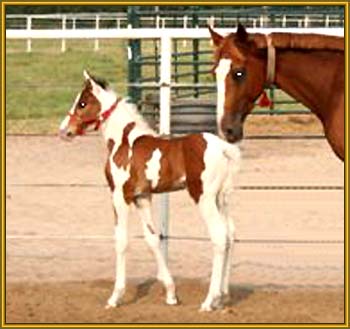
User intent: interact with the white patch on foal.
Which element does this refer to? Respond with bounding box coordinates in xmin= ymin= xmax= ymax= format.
xmin=215 ymin=59 xmax=232 ymax=138
xmin=145 ymin=148 xmax=162 ymax=188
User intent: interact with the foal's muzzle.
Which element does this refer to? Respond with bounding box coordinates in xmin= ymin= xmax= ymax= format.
xmin=59 ymin=128 xmax=75 ymax=141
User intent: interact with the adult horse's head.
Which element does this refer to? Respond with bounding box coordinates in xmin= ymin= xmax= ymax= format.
xmin=210 ymin=24 xmax=267 ymax=143
xmin=59 ymin=71 xmax=116 ymax=140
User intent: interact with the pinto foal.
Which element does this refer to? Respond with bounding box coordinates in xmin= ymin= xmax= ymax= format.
xmin=59 ymin=71 xmax=240 ymax=311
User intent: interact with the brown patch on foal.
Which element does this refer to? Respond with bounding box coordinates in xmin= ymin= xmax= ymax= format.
xmin=182 ymin=134 xmax=207 ymax=203
xmin=116 ymin=132 xmax=208 ymax=205
xmin=113 ymin=122 xmax=136 ymax=170
xmin=104 ymin=139 xmax=116 ymax=191
xmin=146 ymin=224 xmax=155 ymax=235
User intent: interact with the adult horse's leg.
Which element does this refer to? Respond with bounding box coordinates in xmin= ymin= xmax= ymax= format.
xmin=134 ymin=196 xmax=178 ymax=305
xmin=198 ymin=194 xmax=229 ymax=311
xmin=106 ymin=190 xmax=130 ymax=308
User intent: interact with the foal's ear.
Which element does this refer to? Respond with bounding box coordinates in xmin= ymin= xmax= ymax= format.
xmin=83 ymin=70 xmax=91 ymax=81
xmin=208 ymin=26 xmax=223 ymax=47
xmin=83 ymin=71 xmax=103 ymax=96
xmin=236 ymin=23 xmax=249 ymax=43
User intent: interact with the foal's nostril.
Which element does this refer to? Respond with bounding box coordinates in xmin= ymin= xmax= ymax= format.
xmin=66 ymin=131 xmax=73 ymax=137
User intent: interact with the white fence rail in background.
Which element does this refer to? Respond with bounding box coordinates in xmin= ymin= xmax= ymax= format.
xmin=6 ymin=26 xmax=344 ymax=260
xmin=6 ymin=26 xmax=344 ymax=53
xmin=6 ymin=11 xmax=344 ymax=52
xmin=6 ymin=27 xmax=344 ymax=135
xmin=6 ymin=27 xmax=344 ymax=39
xmin=6 ymin=12 xmax=344 ymax=30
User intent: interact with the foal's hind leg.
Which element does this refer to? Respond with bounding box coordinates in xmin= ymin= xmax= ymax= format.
xmin=134 ymin=197 xmax=178 ymax=305
xmin=106 ymin=190 xmax=130 ymax=308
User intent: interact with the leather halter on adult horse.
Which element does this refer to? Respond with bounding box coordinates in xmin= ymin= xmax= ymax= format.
xmin=210 ymin=24 xmax=344 ymax=161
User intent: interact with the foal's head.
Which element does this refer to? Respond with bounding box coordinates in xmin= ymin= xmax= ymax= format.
xmin=59 ymin=71 xmax=116 ymax=139
xmin=210 ymin=24 xmax=267 ymax=143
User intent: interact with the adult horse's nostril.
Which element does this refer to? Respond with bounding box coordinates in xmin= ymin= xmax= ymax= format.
xmin=226 ymin=128 xmax=234 ymax=136
xmin=66 ymin=131 xmax=73 ymax=137
xmin=224 ymin=126 xmax=243 ymax=143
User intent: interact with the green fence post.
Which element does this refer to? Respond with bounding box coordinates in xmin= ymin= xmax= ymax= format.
xmin=127 ymin=6 xmax=142 ymax=103
xmin=192 ymin=7 xmax=199 ymax=98
xmin=174 ymin=39 xmax=179 ymax=97
xmin=269 ymin=87 xmax=275 ymax=114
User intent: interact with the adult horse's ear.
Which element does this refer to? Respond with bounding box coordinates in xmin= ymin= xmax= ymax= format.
xmin=208 ymin=26 xmax=223 ymax=47
xmin=236 ymin=23 xmax=249 ymax=43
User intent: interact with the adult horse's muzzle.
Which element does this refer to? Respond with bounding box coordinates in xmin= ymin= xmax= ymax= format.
xmin=221 ymin=113 xmax=244 ymax=143
xmin=223 ymin=125 xmax=243 ymax=143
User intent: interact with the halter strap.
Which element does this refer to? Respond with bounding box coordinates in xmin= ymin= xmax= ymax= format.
xmin=94 ymin=97 xmax=122 ymax=130
xmin=265 ymin=34 xmax=276 ymax=87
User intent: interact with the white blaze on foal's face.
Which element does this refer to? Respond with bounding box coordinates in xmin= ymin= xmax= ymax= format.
xmin=59 ymin=93 xmax=81 ymax=135
xmin=145 ymin=148 xmax=162 ymax=189
xmin=215 ymin=58 xmax=232 ymax=138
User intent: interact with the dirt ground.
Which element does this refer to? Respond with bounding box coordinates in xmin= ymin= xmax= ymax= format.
xmin=5 ymin=115 xmax=345 ymax=324
xmin=6 ymin=279 xmax=344 ymax=324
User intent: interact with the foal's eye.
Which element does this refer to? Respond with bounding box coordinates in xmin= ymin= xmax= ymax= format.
xmin=79 ymin=101 xmax=86 ymax=108
xmin=232 ymin=68 xmax=246 ymax=81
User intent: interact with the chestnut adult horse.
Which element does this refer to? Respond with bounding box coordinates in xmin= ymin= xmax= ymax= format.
xmin=210 ymin=24 xmax=344 ymax=161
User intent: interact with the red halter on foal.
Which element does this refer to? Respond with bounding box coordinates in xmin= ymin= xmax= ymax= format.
xmin=68 ymin=98 xmax=121 ymax=135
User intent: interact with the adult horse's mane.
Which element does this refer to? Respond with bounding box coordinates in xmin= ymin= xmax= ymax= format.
xmin=250 ymin=33 xmax=344 ymax=51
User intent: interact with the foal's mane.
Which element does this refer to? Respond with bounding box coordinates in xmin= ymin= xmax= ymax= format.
xmin=90 ymin=75 xmax=109 ymax=89
xmin=121 ymin=99 xmax=157 ymax=135
xmin=88 ymin=74 xmax=157 ymax=136
xmin=252 ymin=33 xmax=344 ymax=51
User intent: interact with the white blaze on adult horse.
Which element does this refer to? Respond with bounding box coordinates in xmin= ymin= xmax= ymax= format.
xmin=59 ymin=71 xmax=241 ymax=312
xmin=215 ymin=58 xmax=232 ymax=139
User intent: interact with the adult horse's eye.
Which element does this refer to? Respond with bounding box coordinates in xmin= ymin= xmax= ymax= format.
xmin=79 ymin=101 xmax=86 ymax=108
xmin=232 ymin=68 xmax=246 ymax=81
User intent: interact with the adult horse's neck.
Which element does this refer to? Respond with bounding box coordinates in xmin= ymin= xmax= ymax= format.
xmin=274 ymin=48 xmax=344 ymax=124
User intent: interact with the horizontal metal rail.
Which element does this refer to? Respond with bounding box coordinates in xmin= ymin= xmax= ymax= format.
xmin=7 ymin=183 xmax=343 ymax=190
xmin=6 ymin=234 xmax=344 ymax=245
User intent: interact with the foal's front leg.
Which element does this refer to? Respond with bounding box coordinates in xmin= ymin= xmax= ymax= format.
xmin=198 ymin=195 xmax=228 ymax=312
xmin=134 ymin=196 xmax=178 ymax=305
xmin=106 ymin=190 xmax=130 ymax=308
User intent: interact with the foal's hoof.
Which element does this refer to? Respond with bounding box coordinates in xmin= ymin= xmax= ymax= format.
xmin=105 ymin=298 xmax=121 ymax=309
xmin=200 ymin=297 xmax=224 ymax=312
xmin=105 ymin=303 xmax=116 ymax=309
xmin=200 ymin=303 xmax=214 ymax=312
xmin=166 ymin=295 xmax=178 ymax=305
